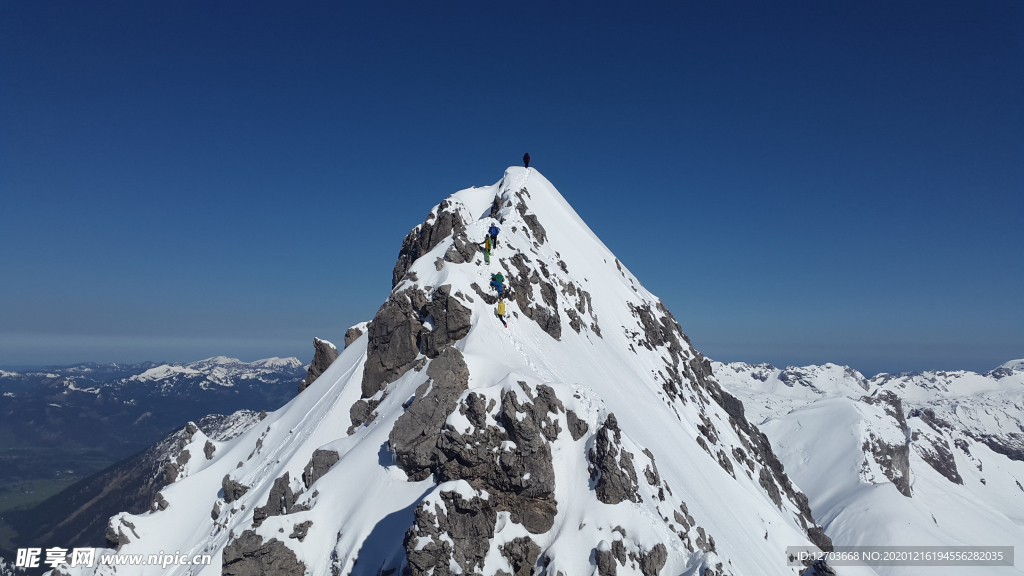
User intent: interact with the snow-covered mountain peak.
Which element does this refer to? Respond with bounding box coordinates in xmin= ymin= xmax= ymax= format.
xmin=60 ymin=167 xmax=860 ymax=576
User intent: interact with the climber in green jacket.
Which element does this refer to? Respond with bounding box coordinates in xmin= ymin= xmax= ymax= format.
xmin=490 ymin=272 xmax=504 ymax=297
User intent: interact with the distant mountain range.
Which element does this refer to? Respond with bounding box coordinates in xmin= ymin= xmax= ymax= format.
xmin=714 ymin=358 xmax=1024 ymax=575
xmin=0 ymin=357 xmax=306 ymax=524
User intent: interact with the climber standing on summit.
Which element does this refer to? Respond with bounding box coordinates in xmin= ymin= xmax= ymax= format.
xmin=523 ymin=152 xmax=530 ymax=168
xmin=490 ymin=271 xmax=504 ymax=297
xmin=488 ymin=222 xmax=500 ymax=249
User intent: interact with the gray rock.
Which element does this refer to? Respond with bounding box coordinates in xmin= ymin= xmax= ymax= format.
xmin=253 ymin=472 xmax=307 ymax=528
xmin=759 ymin=466 xmax=783 ymax=508
xmin=104 ymin=517 xmax=137 ymax=550
xmin=223 ymin=475 xmax=250 ymax=503
xmin=470 ymin=282 xmax=498 ymax=305
xmin=566 ymin=409 xmax=589 ymax=441
xmin=344 ymin=325 xmax=365 ymax=348
xmin=361 ymin=289 xmax=427 ymax=397
xmin=595 ymin=546 xmax=617 ymax=576
xmin=589 ymin=414 xmax=641 ymax=504
xmin=860 ymin=392 xmax=911 ymax=497
xmin=205 ymin=440 xmax=216 ymax=460
xmin=298 ymin=337 xmax=339 ymax=395
xmin=515 ymin=198 xmax=547 ymax=244
xmin=392 ymin=201 xmax=464 ymax=287
xmin=222 ymin=530 xmax=306 ymax=576
xmin=288 ymin=520 xmax=312 ymax=542
xmin=637 ymin=543 xmax=667 ymax=576
xmin=389 ymin=346 xmax=471 ymax=480
xmin=347 ymin=392 xmax=388 ymax=435
xmin=499 ymin=537 xmax=541 ymax=576
xmin=150 ymin=492 xmax=169 ymax=512
xmin=420 ymin=285 xmax=473 ymax=358
xmin=302 ymin=449 xmax=340 ymax=489
xmin=913 ymin=431 xmax=963 ymax=485
xmin=404 ymin=491 xmax=496 ymax=576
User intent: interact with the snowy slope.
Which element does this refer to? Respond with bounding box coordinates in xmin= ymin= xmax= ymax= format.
xmin=715 ymin=361 xmax=1024 ymax=576
xmin=54 ymin=168 xmax=870 ymax=576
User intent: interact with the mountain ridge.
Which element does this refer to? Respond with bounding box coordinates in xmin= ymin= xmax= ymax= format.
xmin=48 ymin=167 xmax=859 ymax=576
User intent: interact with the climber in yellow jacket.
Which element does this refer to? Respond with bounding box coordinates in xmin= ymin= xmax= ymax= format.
xmin=496 ymin=299 xmax=507 ymax=328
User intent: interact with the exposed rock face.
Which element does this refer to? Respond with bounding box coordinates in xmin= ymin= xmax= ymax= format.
xmin=499 ymin=537 xmax=541 ymax=576
xmin=223 ymin=474 xmax=250 ymax=503
xmin=502 ymin=254 xmax=561 ymax=340
xmin=566 ymin=409 xmax=589 ymax=441
xmin=593 ymin=541 xmax=667 ymax=576
xmin=514 ymin=189 xmax=547 ymax=244
xmin=393 ymin=200 xmax=466 ymax=287
xmin=302 ymin=449 xmax=340 ymax=489
xmin=347 ymin=391 xmax=388 ymax=434
xmin=164 ymin=448 xmax=191 ymax=485
xmin=860 ymin=392 xmax=911 ymax=497
xmin=288 ymin=520 xmax=312 ymax=542
xmin=389 ymin=346 xmax=471 ymax=477
xmin=589 ymin=414 xmax=641 ymax=504
xmin=205 ymin=440 xmax=216 ymax=460
xmin=104 ymin=517 xmax=138 ymax=550
xmin=404 ymin=491 xmax=496 ymax=576
xmin=298 ymin=338 xmax=339 ymax=395
xmin=362 ymin=288 xmax=427 ymax=397
xmin=912 ymin=430 xmax=963 ymax=485
xmin=222 ymin=530 xmax=306 ymax=576
xmin=344 ymin=325 xmax=365 ymax=348
xmin=421 ymin=285 xmax=473 ymax=358
xmin=252 ymin=472 xmax=308 ymax=527
xmin=362 ymin=285 xmax=474 ymax=398
xmin=393 ymin=355 xmax=565 ymax=570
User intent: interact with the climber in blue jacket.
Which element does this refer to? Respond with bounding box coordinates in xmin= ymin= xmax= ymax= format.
xmin=488 ymin=223 xmax=500 ymax=248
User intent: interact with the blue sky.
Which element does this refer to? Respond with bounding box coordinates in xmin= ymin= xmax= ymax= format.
xmin=1 ymin=1 xmax=1021 ymax=375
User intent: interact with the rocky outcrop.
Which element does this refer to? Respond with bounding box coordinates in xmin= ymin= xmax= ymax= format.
xmin=514 ymin=189 xmax=547 ymax=244
xmin=302 ymin=449 xmax=340 ymax=489
xmin=222 ymin=530 xmax=306 ymax=576
xmin=566 ymin=409 xmax=589 ymax=441
xmin=362 ymin=285 xmax=474 ymax=398
xmin=347 ymin=391 xmax=388 ymax=434
xmin=393 ymin=200 xmax=466 ymax=287
xmin=593 ymin=540 xmax=667 ymax=576
xmin=420 ymin=285 xmax=473 ymax=358
xmin=344 ymin=324 xmax=366 ymax=348
xmin=298 ymin=338 xmax=339 ymax=395
xmin=913 ymin=430 xmax=963 ymax=485
xmin=499 ymin=537 xmax=541 ymax=576
xmin=389 ymin=346 xmax=471 ymax=477
xmin=589 ymin=414 xmax=641 ymax=504
xmin=252 ymin=472 xmax=308 ymax=527
xmin=502 ymin=253 xmax=561 ymax=340
xmin=223 ymin=474 xmax=250 ymax=503
xmin=404 ymin=490 xmax=496 ymax=576
xmin=288 ymin=520 xmax=312 ymax=542
xmin=860 ymin=392 xmax=911 ymax=497
xmin=362 ymin=288 xmax=428 ymax=397
xmin=393 ymin=363 xmax=566 ymax=570
xmin=104 ymin=517 xmax=138 ymax=550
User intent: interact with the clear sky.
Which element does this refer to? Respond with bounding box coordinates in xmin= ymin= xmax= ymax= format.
xmin=1 ymin=1 xmax=1021 ymax=375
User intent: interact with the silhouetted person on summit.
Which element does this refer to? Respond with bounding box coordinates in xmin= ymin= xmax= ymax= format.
xmin=523 ymin=153 xmax=530 ymax=168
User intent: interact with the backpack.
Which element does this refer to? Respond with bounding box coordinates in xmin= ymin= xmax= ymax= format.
xmin=497 ymin=301 xmax=506 ymax=315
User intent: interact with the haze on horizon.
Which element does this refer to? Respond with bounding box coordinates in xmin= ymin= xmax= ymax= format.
xmin=1 ymin=1 xmax=1021 ymax=376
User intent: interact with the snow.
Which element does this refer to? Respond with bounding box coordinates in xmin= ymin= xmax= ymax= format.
xmin=717 ymin=360 xmax=1024 ymax=576
xmin=54 ymin=167 xmax=881 ymax=576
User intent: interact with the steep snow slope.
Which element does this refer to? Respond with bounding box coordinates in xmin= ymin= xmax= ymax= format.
xmin=715 ymin=361 xmax=1024 ymax=576
xmin=56 ymin=168 xmax=869 ymax=576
